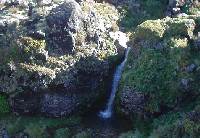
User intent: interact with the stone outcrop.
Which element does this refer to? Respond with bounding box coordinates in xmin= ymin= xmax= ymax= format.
xmin=118 ymin=17 xmax=198 ymax=116
xmin=46 ymin=0 xmax=83 ymax=55
xmin=0 ymin=0 xmax=125 ymax=117
xmin=12 ymin=88 xmax=101 ymax=117
xmin=120 ymin=87 xmax=145 ymax=116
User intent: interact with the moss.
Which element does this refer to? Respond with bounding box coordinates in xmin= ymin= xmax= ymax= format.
xmin=54 ymin=128 xmax=71 ymax=138
xmin=119 ymin=0 xmax=168 ymax=31
xmin=150 ymin=117 xmax=200 ymax=138
xmin=72 ymin=130 xmax=92 ymax=138
xmin=120 ymin=17 xmax=196 ymax=113
xmin=24 ymin=123 xmax=46 ymax=138
xmin=119 ymin=130 xmax=144 ymax=138
xmin=0 ymin=115 xmax=80 ymax=137
xmin=0 ymin=94 xmax=10 ymax=114
xmin=121 ymin=46 xmax=184 ymax=112
xmin=18 ymin=63 xmax=56 ymax=79
xmin=20 ymin=37 xmax=46 ymax=53
xmin=134 ymin=18 xmax=195 ymax=46
xmin=134 ymin=20 xmax=166 ymax=44
xmin=164 ymin=18 xmax=195 ymax=38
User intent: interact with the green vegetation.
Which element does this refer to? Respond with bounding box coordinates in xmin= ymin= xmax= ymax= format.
xmin=118 ymin=5 xmax=200 ymax=136
xmin=119 ymin=0 xmax=168 ymax=31
xmin=0 ymin=115 xmax=80 ymax=138
xmin=120 ymin=17 xmax=196 ymax=113
xmin=73 ymin=130 xmax=92 ymax=138
xmin=0 ymin=94 xmax=10 ymax=114
xmin=54 ymin=128 xmax=71 ymax=138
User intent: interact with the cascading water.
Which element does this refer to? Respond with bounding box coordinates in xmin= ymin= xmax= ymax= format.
xmin=99 ymin=47 xmax=131 ymax=119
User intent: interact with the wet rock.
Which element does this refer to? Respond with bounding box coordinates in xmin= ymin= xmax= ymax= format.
xmin=35 ymin=49 xmax=49 ymax=61
xmin=11 ymin=83 xmax=102 ymax=117
xmin=0 ymin=128 xmax=9 ymax=138
xmin=11 ymin=92 xmax=40 ymax=115
xmin=187 ymin=107 xmax=200 ymax=122
xmin=180 ymin=78 xmax=192 ymax=92
xmin=40 ymin=93 xmax=79 ymax=117
xmin=194 ymin=37 xmax=200 ymax=50
xmin=185 ymin=64 xmax=197 ymax=73
xmin=46 ymin=0 xmax=83 ymax=55
xmin=120 ymin=87 xmax=145 ymax=116
xmin=0 ymin=21 xmax=8 ymax=34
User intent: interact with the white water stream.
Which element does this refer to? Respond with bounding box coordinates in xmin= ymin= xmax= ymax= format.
xmin=99 ymin=47 xmax=131 ymax=119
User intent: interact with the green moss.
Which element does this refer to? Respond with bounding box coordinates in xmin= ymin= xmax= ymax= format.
xmin=120 ymin=17 xmax=197 ymax=113
xmin=0 ymin=37 xmax=46 ymax=66
xmin=150 ymin=117 xmax=200 ymax=138
xmin=121 ymin=46 xmax=184 ymax=112
xmin=119 ymin=130 xmax=144 ymax=138
xmin=165 ymin=18 xmax=195 ymax=38
xmin=134 ymin=20 xmax=166 ymax=44
xmin=0 ymin=115 xmax=80 ymax=137
xmin=24 ymin=123 xmax=46 ymax=138
xmin=0 ymin=94 xmax=10 ymax=114
xmin=54 ymin=128 xmax=71 ymax=138
xmin=20 ymin=37 xmax=46 ymax=53
xmin=134 ymin=18 xmax=195 ymax=46
xmin=73 ymin=130 xmax=92 ymax=138
xmin=119 ymin=0 xmax=168 ymax=31
xmin=18 ymin=63 xmax=56 ymax=79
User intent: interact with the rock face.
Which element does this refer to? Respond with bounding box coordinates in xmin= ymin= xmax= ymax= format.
xmin=120 ymin=87 xmax=145 ymax=116
xmin=46 ymin=0 xmax=83 ymax=55
xmin=12 ymin=91 xmax=80 ymax=117
xmin=40 ymin=93 xmax=79 ymax=117
xmin=0 ymin=0 xmax=123 ymax=117
xmin=0 ymin=128 xmax=9 ymax=138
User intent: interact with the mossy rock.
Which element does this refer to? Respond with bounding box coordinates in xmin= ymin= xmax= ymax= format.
xmin=20 ymin=37 xmax=46 ymax=52
xmin=164 ymin=18 xmax=195 ymax=38
xmin=134 ymin=19 xmax=166 ymax=45
xmin=120 ymin=17 xmax=197 ymax=114
xmin=134 ymin=18 xmax=195 ymax=47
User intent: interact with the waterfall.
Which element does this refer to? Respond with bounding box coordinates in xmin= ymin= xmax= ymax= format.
xmin=99 ymin=47 xmax=131 ymax=119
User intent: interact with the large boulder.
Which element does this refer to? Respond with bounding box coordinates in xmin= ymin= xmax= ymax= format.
xmin=46 ymin=0 xmax=83 ymax=55
xmin=0 ymin=0 xmax=123 ymax=117
xmin=118 ymin=17 xmax=198 ymax=116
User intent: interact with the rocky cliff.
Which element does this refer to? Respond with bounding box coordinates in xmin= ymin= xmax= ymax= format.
xmin=0 ymin=0 xmax=126 ymax=117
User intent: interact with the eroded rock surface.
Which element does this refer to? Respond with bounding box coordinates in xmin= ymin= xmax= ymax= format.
xmin=0 ymin=0 xmax=125 ymax=117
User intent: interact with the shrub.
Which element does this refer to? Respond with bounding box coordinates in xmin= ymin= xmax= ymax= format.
xmin=54 ymin=128 xmax=71 ymax=138
xmin=0 ymin=94 xmax=10 ymax=114
xmin=24 ymin=123 xmax=46 ymax=138
xmin=72 ymin=129 xmax=92 ymax=138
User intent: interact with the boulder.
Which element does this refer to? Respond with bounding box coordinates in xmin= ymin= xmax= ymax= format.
xmin=120 ymin=87 xmax=145 ymax=116
xmin=0 ymin=128 xmax=9 ymax=138
xmin=0 ymin=0 xmax=121 ymax=117
xmin=134 ymin=17 xmax=195 ymax=46
xmin=46 ymin=0 xmax=83 ymax=55
xmin=40 ymin=93 xmax=79 ymax=117
xmin=11 ymin=92 xmax=40 ymax=115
